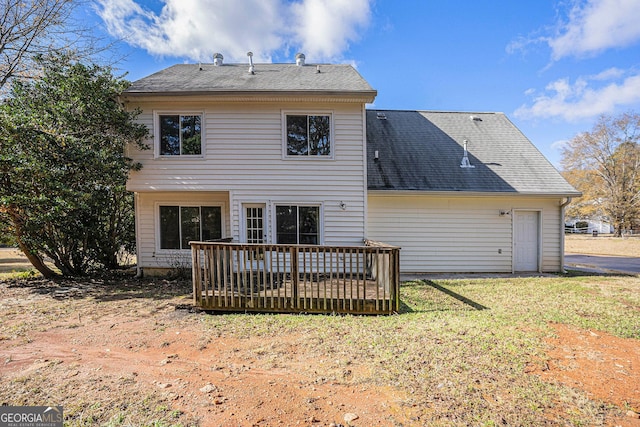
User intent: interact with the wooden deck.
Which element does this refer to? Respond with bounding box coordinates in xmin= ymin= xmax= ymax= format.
xmin=191 ymin=241 xmax=400 ymax=314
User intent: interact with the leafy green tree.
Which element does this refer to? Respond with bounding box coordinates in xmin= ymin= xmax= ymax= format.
xmin=561 ymin=112 xmax=640 ymax=236
xmin=0 ymin=54 xmax=148 ymax=277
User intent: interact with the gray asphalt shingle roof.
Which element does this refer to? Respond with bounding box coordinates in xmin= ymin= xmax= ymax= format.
xmin=125 ymin=63 xmax=376 ymax=96
xmin=366 ymin=110 xmax=580 ymax=196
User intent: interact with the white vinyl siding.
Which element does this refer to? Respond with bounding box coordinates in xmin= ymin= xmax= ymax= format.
xmin=128 ymin=103 xmax=365 ymax=199
xmin=367 ymin=194 xmax=564 ymax=273
xmin=128 ymin=101 xmax=367 ymax=269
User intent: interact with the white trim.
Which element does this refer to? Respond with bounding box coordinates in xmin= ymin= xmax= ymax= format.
xmin=281 ymin=110 xmax=335 ymax=160
xmin=362 ymin=104 xmax=369 ymax=240
xmin=125 ymin=93 xmax=376 ymax=104
xmin=154 ymin=201 xmax=226 ymax=253
xmin=153 ymin=110 xmax=205 ymax=158
xmin=240 ymin=202 xmax=267 ymax=243
xmin=512 ymin=209 xmax=542 ymax=273
xmin=271 ymin=202 xmax=324 ymax=244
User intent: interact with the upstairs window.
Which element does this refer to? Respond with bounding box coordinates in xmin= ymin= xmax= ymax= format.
xmin=275 ymin=205 xmax=320 ymax=244
xmin=158 ymin=114 xmax=202 ymax=156
xmin=159 ymin=205 xmax=221 ymax=250
xmin=285 ymin=114 xmax=332 ymax=157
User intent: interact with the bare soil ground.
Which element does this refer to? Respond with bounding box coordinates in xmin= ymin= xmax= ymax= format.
xmin=530 ymin=323 xmax=640 ymax=427
xmin=0 ymin=277 xmax=417 ymax=426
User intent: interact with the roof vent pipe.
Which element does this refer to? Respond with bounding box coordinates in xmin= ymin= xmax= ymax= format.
xmin=295 ymin=53 xmax=305 ymax=66
xmin=213 ymin=53 xmax=223 ymax=66
xmin=460 ymin=139 xmax=475 ymax=168
xmin=247 ymin=51 xmax=255 ymax=74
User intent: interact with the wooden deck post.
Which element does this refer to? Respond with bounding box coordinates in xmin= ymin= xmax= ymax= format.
xmin=290 ymin=245 xmax=299 ymax=308
xmin=191 ymin=243 xmax=201 ymax=307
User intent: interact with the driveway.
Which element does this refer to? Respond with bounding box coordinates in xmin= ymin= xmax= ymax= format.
xmin=565 ymin=253 xmax=640 ymax=275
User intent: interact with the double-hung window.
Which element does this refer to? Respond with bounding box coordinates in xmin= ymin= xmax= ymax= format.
xmin=285 ymin=113 xmax=332 ymax=157
xmin=157 ymin=113 xmax=202 ymax=156
xmin=159 ymin=205 xmax=222 ymax=249
xmin=275 ymin=205 xmax=320 ymax=244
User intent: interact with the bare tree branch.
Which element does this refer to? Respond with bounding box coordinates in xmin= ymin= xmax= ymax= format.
xmin=0 ymin=0 xmax=108 ymax=91
xmin=561 ymin=112 xmax=640 ymax=236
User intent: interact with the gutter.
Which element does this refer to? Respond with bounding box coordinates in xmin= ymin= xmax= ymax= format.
xmin=121 ymin=90 xmax=377 ymax=104
xmin=366 ymin=190 xmax=582 ymax=198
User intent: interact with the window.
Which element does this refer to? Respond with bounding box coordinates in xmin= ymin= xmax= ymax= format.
xmin=275 ymin=205 xmax=320 ymax=244
xmin=158 ymin=114 xmax=202 ymax=156
xmin=285 ymin=114 xmax=331 ymax=156
xmin=159 ymin=205 xmax=221 ymax=249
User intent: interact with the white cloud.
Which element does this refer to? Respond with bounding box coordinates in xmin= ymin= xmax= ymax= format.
xmin=589 ymin=67 xmax=625 ymax=81
xmin=548 ymin=0 xmax=640 ymax=60
xmin=290 ymin=0 xmax=370 ymax=60
xmin=515 ymin=69 xmax=640 ymax=121
xmin=95 ymin=0 xmax=371 ymax=63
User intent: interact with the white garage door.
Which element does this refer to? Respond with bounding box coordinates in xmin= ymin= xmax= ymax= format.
xmin=514 ymin=211 xmax=540 ymax=272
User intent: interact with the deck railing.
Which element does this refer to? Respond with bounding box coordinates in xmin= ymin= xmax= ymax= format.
xmin=190 ymin=240 xmax=400 ymax=314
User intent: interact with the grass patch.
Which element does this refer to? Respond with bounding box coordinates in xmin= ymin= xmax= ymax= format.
xmin=565 ymin=234 xmax=640 ymax=257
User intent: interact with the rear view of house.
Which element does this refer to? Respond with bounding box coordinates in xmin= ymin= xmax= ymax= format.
xmin=123 ymin=56 xmax=376 ymax=277
xmin=124 ymin=55 xmax=579 ymax=279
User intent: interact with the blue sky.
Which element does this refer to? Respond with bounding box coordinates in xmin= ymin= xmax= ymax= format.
xmin=85 ymin=0 xmax=640 ymax=167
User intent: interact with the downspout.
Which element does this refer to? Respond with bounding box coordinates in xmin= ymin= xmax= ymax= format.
xmin=134 ymin=192 xmax=143 ymax=278
xmin=560 ymin=197 xmax=572 ymax=273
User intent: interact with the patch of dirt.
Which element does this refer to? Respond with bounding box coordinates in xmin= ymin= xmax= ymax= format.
xmin=0 ymin=278 xmax=418 ymax=426
xmin=529 ymin=323 xmax=640 ymax=427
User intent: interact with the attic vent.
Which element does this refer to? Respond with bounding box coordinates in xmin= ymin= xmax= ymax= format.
xmin=470 ymin=115 xmax=482 ymax=121
xmin=376 ymin=112 xmax=387 ymax=120
xmin=213 ymin=53 xmax=223 ymax=66
xmin=460 ymin=139 xmax=475 ymax=168
xmin=295 ymin=53 xmax=305 ymax=66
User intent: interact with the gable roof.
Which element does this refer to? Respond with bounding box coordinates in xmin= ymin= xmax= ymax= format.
xmin=366 ymin=110 xmax=580 ymax=196
xmin=124 ymin=63 xmax=376 ymax=100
